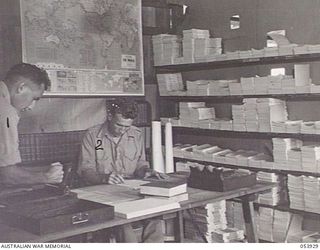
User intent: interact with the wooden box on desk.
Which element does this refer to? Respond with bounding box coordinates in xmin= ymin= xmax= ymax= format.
xmin=0 ymin=187 xmax=114 ymax=235
xmin=187 ymin=166 xmax=257 ymax=192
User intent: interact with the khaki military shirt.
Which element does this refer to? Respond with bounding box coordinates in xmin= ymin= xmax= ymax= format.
xmin=78 ymin=123 xmax=149 ymax=177
xmin=0 ymin=81 xmax=21 ymax=167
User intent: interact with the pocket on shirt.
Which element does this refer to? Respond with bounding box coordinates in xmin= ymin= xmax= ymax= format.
xmin=123 ymin=140 xmax=138 ymax=161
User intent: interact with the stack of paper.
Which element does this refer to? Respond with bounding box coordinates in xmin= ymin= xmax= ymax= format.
xmin=303 ymin=176 xmax=320 ymax=213
xmin=241 ymin=77 xmax=255 ymax=95
xmin=281 ymin=77 xmax=296 ymax=94
xmin=248 ymin=153 xmax=272 ymax=168
xmin=175 ymin=161 xmax=190 ymax=172
xmin=258 ymin=207 xmax=274 ymax=242
xmin=301 ymin=145 xmax=320 ymax=172
xmin=184 ymin=201 xmax=227 ymax=243
xmin=301 ymin=122 xmax=317 ymax=134
xmin=229 ymin=82 xmax=242 ymax=95
xmin=179 ymin=102 xmax=215 ymax=126
xmin=236 ymin=150 xmax=260 ymax=166
xmin=182 ymin=29 xmax=210 ymax=63
xmin=272 ymin=138 xmax=303 ymax=166
xmin=186 ymin=80 xmax=209 ymax=96
xmin=208 ymin=38 xmax=222 ymax=55
xmin=272 ymin=121 xmax=287 ymax=133
xmin=288 ymin=175 xmax=304 ymax=211
xmin=157 ymin=73 xmax=184 ymax=95
xmin=225 ymin=201 xmax=245 ymax=231
xmin=256 ymin=172 xmax=281 ymax=205
xmin=232 ymin=105 xmax=246 ymax=131
xmin=256 ymin=98 xmax=288 ymax=132
xmin=273 ymin=210 xmax=291 ymax=242
xmin=286 ymin=120 xmax=303 ymax=133
xmin=244 ymin=98 xmax=258 ymax=131
xmin=287 ymin=148 xmax=302 ymax=170
xmin=268 ymin=75 xmax=283 ymax=94
xmin=152 ymin=34 xmax=181 ymax=65
xmin=254 ymin=77 xmax=269 ymax=94
xmin=211 ymin=228 xmax=244 ymax=243
xmin=295 ymin=64 xmax=311 ymax=87
xmin=310 ymin=84 xmax=320 ymax=93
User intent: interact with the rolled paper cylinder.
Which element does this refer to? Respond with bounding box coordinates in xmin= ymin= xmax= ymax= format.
xmin=151 ymin=121 xmax=165 ymax=173
xmin=165 ymin=122 xmax=174 ymax=173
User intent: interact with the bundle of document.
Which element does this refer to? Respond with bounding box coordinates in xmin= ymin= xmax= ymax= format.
xmin=184 ymin=201 xmax=245 ymax=243
xmin=257 ymin=207 xmax=274 ymax=242
xmin=272 ymin=138 xmax=303 ymax=165
xmin=226 ymin=201 xmax=245 ymax=231
xmin=301 ymin=145 xmax=320 ymax=172
xmin=256 ymin=172 xmax=281 ymax=206
xmin=152 ymin=34 xmax=181 ymax=65
xmin=157 ymin=73 xmax=184 ymax=96
xmin=288 ymin=175 xmax=305 ymax=211
xmin=303 ymin=176 xmax=320 ymax=214
xmin=179 ymin=102 xmax=215 ymax=125
xmin=272 ymin=210 xmax=292 ymax=242
xmin=232 ymin=105 xmax=246 ymax=131
xmin=287 ymin=148 xmax=302 ymax=171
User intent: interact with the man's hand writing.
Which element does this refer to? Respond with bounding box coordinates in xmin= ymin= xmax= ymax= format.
xmin=108 ymin=173 xmax=125 ymax=184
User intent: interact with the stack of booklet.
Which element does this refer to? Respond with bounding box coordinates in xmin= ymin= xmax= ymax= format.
xmin=258 ymin=207 xmax=274 ymax=242
xmin=256 ymin=172 xmax=281 ymax=206
xmin=225 ymin=201 xmax=245 ymax=232
xmin=179 ymin=102 xmax=215 ymax=125
xmin=272 ymin=138 xmax=303 ymax=167
xmin=288 ymin=175 xmax=305 ymax=211
xmin=232 ymin=105 xmax=246 ymax=131
xmin=273 ymin=210 xmax=292 ymax=242
xmin=157 ymin=73 xmax=184 ymax=96
xmin=287 ymin=148 xmax=303 ymax=171
xmin=301 ymin=145 xmax=320 ymax=173
xmin=303 ymin=176 xmax=320 ymax=213
xmin=183 ymin=201 xmax=244 ymax=243
xmin=183 ymin=29 xmax=210 ymax=63
xmin=152 ymin=34 xmax=181 ymax=65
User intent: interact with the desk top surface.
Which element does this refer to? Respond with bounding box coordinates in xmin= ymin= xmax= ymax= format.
xmin=0 ymin=181 xmax=275 ymax=243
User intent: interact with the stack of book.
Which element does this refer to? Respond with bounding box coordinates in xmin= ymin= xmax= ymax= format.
xmin=186 ymin=80 xmax=211 ymax=96
xmin=157 ymin=73 xmax=184 ymax=96
xmin=272 ymin=138 xmax=303 ymax=167
xmin=256 ymin=98 xmax=288 ymax=132
xmin=241 ymin=77 xmax=255 ymax=95
xmin=303 ymin=176 xmax=320 ymax=214
xmin=152 ymin=34 xmax=181 ymax=65
xmin=256 ymin=172 xmax=281 ymax=206
xmin=301 ymin=145 xmax=320 ymax=172
xmin=288 ymin=175 xmax=305 ymax=211
xmin=232 ymin=105 xmax=246 ymax=131
xmin=244 ymin=98 xmax=259 ymax=131
xmin=182 ymin=29 xmax=210 ymax=63
xmin=184 ymin=201 xmax=230 ymax=242
xmin=226 ymin=201 xmax=245 ymax=232
xmin=287 ymin=148 xmax=303 ymax=171
xmin=179 ymin=102 xmax=215 ymax=126
xmin=258 ymin=207 xmax=274 ymax=242
xmin=273 ymin=210 xmax=292 ymax=242
xmin=211 ymin=228 xmax=244 ymax=243
xmin=140 ymin=180 xmax=188 ymax=202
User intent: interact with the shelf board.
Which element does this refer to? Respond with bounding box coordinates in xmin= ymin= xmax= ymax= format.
xmin=160 ymin=93 xmax=320 ymax=102
xmin=155 ymin=53 xmax=320 ymax=73
xmin=231 ymin=198 xmax=320 ymax=216
xmin=174 ymin=157 xmax=320 ymax=177
xmin=171 ymin=126 xmax=320 ymax=140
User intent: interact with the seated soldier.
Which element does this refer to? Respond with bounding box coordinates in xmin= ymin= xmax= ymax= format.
xmin=78 ymin=98 xmax=166 ymax=243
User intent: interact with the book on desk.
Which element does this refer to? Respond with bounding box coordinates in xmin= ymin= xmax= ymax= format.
xmin=139 ymin=181 xmax=187 ymax=197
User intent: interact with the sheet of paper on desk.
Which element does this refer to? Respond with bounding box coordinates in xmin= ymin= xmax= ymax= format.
xmin=113 ymin=198 xmax=180 ymax=219
xmin=117 ymin=179 xmax=150 ymax=190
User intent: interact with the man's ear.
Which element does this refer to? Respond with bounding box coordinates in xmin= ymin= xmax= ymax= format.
xmin=16 ymin=82 xmax=26 ymax=94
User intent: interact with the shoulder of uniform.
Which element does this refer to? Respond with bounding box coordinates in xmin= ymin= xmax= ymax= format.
xmin=85 ymin=124 xmax=104 ymax=136
xmin=130 ymin=125 xmax=142 ymax=133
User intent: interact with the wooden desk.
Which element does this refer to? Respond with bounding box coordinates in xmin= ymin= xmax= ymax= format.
xmin=0 ymin=181 xmax=275 ymax=243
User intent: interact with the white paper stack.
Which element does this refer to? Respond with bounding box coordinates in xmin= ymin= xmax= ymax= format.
xmin=211 ymin=228 xmax=244 ymax=243
xmin=272 ymin=121 xmax=287 ymax=133
xmin=152 ymin=34 xmax=181 ymax=65
xmin=281 ymin=77 xmax=296 ymax=94
xmin=184 ymin=201 xmax=228 ymax=243
xmin=295 ymin=64 xmax=311 ymax=87
xmin=286 ymin=120 xmax=303 ymax=133
xmin=208 ymin=38 xmax=222 ymax=56
xmin=236 ymin=150 xmax=260 ymax=166
xmin=248 ymin=153 xmax=272 ymax=168
xmin=303 ymin=176 xmax=320 ymax=213
xmin=186 ymin=80 xmax=209 ymax=96
xmin=229 ymin=82 xmax=243 ymax=95
xmin=256 ymin=98 xmax=288 ymax=132
xmin=301 ymin=145 xmax=320 ymax=172
xmin=157 ymin=73 xmax=184 ymax=95
xmin=256 ymin=172 xmax=281 ymax=205
xmin=244 ymin=98 xmax=258 ymax=131
xmin=273 ymin=210 xmax=291 ymax=242
xmin=254 ymin=76 xmax=269 ymax=94
xmin=268 ymin=75 xmax=283 ymax=94
xmin=175 ymin=161 xmax=190 ymax=172
xmin=272 ymin=138 xmax=303 ymax=166
xmin=301 ymin=122 xmax=317 ymax=134
xmin=310 ymin=84 xmax=320 ymax=93
xmin=232 ymin=105 xmax=246 ymax=131
xmin=288 ymin=175 xmax=305 ymax=211
xmin=287 ymin=148 xmax=302 ymax=171
xmin=241 ymin=77 xmax=255 ymax=95
xmin=182 ymin=29 xmax=210 ymax=63
xmin=258 ymin=207 xmax=274 ymax=242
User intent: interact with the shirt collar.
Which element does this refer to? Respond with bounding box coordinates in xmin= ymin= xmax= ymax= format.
xmin=97 ymin=122 xmax=136 ymax=141
xmin=0 ymin=81 xmax=11 ymax=103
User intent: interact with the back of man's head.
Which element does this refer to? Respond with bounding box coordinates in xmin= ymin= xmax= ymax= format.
xmin=107 ymin=98 xmax=138 ymax=119
xmin=4 ymin=63 xmax=50 ymax=90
